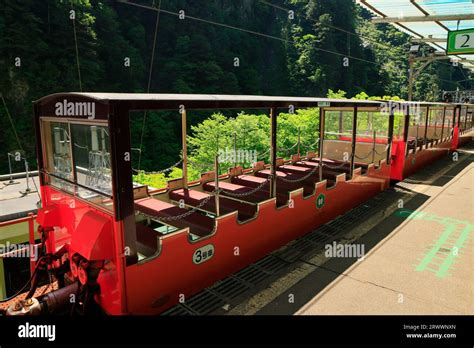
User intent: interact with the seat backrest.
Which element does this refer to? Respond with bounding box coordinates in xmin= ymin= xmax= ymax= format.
xmin=167 ymin=177 xmax=184 ymax=191
xmin=252 ymin=161 xmax=265 ymax=172
xmin=200 ymin=171 xmax=215 ymax=184
xmin=228 ymin=166 xmax=243 ymax=177
xmin=133 ymin=185 xmax=149 ymax=200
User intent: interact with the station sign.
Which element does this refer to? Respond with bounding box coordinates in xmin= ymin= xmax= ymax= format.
xmin=447 ymin=28 xmax=474 ymax=55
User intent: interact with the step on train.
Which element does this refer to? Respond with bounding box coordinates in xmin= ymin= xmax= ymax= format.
xmin=3 ymin=93 xmax=473 ymax=315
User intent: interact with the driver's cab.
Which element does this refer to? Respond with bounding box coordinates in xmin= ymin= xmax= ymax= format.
xmin=40 ymin=118 xmax=113 ymax=210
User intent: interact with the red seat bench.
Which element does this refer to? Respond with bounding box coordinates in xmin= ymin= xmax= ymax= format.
xmin=135 ymin=197 xmax=213 ymax=237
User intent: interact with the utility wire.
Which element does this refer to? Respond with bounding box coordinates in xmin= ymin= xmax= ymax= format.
xmin=1 ymin=93 xmax=24 ymax=152
xmin=71 ymin=1 xmax=83 ymax=92
xmin=1 ymin=93 xmax=42 ymax=201
xmin=138 ymin=0 xmax=162 ymax=171
xmin=119 ymin=0 xmax=466 ymax=94
xmin=118 ymin=0 xmax=385 ymax=66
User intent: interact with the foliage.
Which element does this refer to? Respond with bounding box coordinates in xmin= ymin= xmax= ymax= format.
xmin=0 ymin=0 xmax=470 ymax=175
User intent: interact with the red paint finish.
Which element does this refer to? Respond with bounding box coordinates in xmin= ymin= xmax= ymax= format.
xmin=339 ymin=136 xmax=388 ymax=144
xmin=72 ymin=211 xmax=114 ymax=261
xmin=125 ymin=163 xmax=390 ymax=314
xmin=402 ymin=140 xmax=452 ymax=179
xmin=451 ymin=126 xmax=459 ymax=151
xmin=37 ymin=186 xmax=124 ymax=315
xmin=36 ymin=136 xmax=464 ymax=315
xmin=390 ymin=140 xmax=406 ymax=181
xmin=38 ymin=136 xmax=463 ymax=315
xmin=36 ymin=205 xmax=60 ymax=228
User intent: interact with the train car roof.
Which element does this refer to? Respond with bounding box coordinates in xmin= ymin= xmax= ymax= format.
xmin=34 ymin=92 xmax=459 ymax=111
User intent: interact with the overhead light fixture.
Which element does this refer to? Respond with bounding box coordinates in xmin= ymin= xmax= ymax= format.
xmin=409 ymin=45 xmax=420 ymax=54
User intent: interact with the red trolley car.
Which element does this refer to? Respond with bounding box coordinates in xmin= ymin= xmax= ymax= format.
xmin=5 ymin=93 xmax=472 ymax=315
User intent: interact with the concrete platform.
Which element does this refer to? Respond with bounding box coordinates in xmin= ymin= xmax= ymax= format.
xmin=297 ymin=149 xmax=473 ymax=315
xmin=0 ymin=176 xmax=40 ymax=221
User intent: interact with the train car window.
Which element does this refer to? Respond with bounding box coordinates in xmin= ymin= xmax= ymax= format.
xmin=428 ymin=109 xmax=444 ymax=141
xmin=355 ymin=109 xmax=388 ymax=165
xmin=322 ymin=109 xmax=354 ymax=162
xmin=444 ymin=109 xmax=454 ymax=139
xmin=392 ymin=111 xmax=405 ymax=140
xmin=70 ymin=124 xmax=112 ymax=198
xmin=356 ymin=111 xmax=371 ymax=136
xmin=324 ymin=110 xmax=353 ymax=139
xmin=42 ymin=120 xmax=113 ymax=210
xmin=356 ymin=110 xmax=388 ymax=138
xmin=408 ymin=107 xmax=427 ymax=144
xmin=460 ymin=107 xmax=467 ymax=130
xmin=465 ymin=107 xmax=473 ymax=130
xmin=43 ymin=121 xmax=74 ymax=192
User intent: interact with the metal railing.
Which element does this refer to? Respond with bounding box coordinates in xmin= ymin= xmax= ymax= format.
xmin=0 ymin=213 xmax=37 ymax=277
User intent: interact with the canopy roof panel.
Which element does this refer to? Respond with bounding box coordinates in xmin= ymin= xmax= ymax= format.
xmin=358 ymin=0 xmax=474 ymax=71
xmin=35 ymin=92 xmax=453 ymax=114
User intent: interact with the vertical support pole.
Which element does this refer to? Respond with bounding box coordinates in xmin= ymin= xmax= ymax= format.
xmin=270 ymin=107 xmax=277 ymax=198
xmin=424 ymin=107 xmax=430 ymax=147
xmin=369 ymin=112 xmax=373 ymax=135
xmin=387 ymin=107 xmax=394 ymax=165
xmin=415 ymin=124 xmax=419 ymax=154
xmin=440 ymin=107 xmax=446 ymax=141
xmin=214 ymin=155 xmax=220 ymax=217
xmin=297 ymin=126 xmax=301 ymax=157
xmin=68 ymin=123 xmax=77 ymax=187
xmin=408 ymin=56 xmax=414 ymax=101
xmin=101 ymin=127 xmax=106 ymax=151
xmin=464 ymin=107 xmax=469 ymax=131
xmin=455 ymin=106 xmax=460 ymax=128
xmin=338 ymin=111 xmax=343 ymax=135
xmin=233 ymin=132 xmax=237 ymax=168
xmin=403 ymin=111 xmax=410 ymax=156
xmin=24 ymin=159 xmax=30 ymax=192
xmin=7 ymin=153 xmax=14 ymax=183
xmin=28 ymin=212 xmax=35 ymax=276
xmin=108 ymin=102 xmax=136 ymax=313
xmin=350 ymin=107 xmax=358 ymax=178
xmin=371 ymin=130 xmax=376 ymax=164
xmin=109 ymin=102 xmax=137 ymax=266
xmin=181 ymin=108 xmax=188 ymax=188
xmin=318 ymin=107 xmax=324 ymax=182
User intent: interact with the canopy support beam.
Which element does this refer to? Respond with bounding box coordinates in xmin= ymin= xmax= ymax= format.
xmin=350 ymin=107 xmax=358 ymax=178
xmin=424 ymin=106 xmax=430 ymax=146
xmin=181 ymin=108 xmax=188 ymax=188
xmin=403 ymin=110 xmax=410 ymax=156
xmin=270 ymin=107 xmax=277 ymax=198
xmin=318 ymin=107 xmax=324 ymax=182
xmin=387 ymin=107 xmax=394 ymax=165
xmin=372 ymin=14 xmax=474 ymax=23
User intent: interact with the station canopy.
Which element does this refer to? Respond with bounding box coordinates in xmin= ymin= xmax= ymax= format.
xmin=357 ymin=0 xmax=474 ymax=72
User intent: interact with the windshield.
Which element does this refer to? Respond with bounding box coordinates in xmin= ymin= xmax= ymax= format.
xmin=42 ymin=119 xmax=113 ymax=209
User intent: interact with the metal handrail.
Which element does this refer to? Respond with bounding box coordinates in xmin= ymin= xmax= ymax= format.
xmin=44 ymin=171 xmax=113 ymax=199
